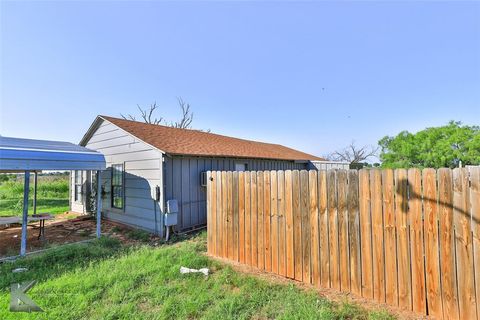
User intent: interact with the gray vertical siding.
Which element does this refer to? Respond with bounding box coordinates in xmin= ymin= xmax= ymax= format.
xmin=308 ymin=161 xmax=350 ymax=170
xmin=164 ymin=155 xmax=308 ymax=231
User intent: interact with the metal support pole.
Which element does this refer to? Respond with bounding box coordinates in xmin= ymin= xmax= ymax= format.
xmin=20 ymin=171 xmax=31 ymax=256
xmin=33 ymin=171 xmax=38 ymax=215
xmin=96 ymin=171 xmax=102 ymax=238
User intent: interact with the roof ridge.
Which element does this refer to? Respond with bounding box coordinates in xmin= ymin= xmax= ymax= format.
xmin=100 ymin=115 xmax=295 ymax=148
xmin=98 ymin=115 xmax=324 ymax=161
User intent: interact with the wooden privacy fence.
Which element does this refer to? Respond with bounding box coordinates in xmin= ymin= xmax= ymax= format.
xmin=206 ymin=168 xmax=480 ymax=320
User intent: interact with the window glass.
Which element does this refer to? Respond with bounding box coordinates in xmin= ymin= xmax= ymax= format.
xmin=235 ymin=163 xmax=248 ymax=171
xmin=111 ymin=164 xmax=124 ymax=209
xmin=74 ymin=171 xmax=82 ymax=202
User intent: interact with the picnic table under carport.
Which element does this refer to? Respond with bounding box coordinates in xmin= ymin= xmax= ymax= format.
xmin=0 ymin=136 xmax=106 ymax=257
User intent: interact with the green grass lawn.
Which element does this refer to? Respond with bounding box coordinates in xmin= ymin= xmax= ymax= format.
xmin=0 ymin=173 xmax=69 ymax=217
xmin=0 ymin=233 xmax=395 ymax=320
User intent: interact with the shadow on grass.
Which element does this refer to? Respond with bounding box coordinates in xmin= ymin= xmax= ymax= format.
xmin=0 ymin=237 xmax=124 ymax=291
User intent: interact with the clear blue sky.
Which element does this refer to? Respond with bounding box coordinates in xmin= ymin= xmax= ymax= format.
xmin=1 ymin=1 xmax=479 ymax=159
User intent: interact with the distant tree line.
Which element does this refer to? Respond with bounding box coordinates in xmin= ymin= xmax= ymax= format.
xmin=329 ymin=121 xmax=480 ymax=169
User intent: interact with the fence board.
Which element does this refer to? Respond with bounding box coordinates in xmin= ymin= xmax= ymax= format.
xmin=408 ymin=168 xmax=426 ymax=314
xmin=370 ymin=169 xmax=385 ymax=303
xmin=239 ymin=171 xmax=245 ymax=264
xmin=423 ymin=168 xmax=442 ymax=319
xmin=233 ymin=172 xmax=239 ymax=262
xmin=211 ymin=171 xmax=217 ymax=256
xmin=245 ymin=171 xmax=251 ymax=265
xmin=271 ymin=171 xmax=279 ymax=274
xmin=359 ymin=169 xmax=373 ymax=299
xmin=285 ymin=170 xmax=295 ymax=279
xmin=227 ymin=172 xmax=234 ymax=260
xmin=216 ymin=171 xmax=223 ymax=256
xmin=319 ymin=170 xmax=329 ymax=287
xmin=278 ymin=170 xmax=287 ymax=276
xmin=348 ymin=170 xmax=361 ymax=296
xmin=382 ymin=169 xmax=397 ymax=306
xmin=395 ymin=168 xmax=411 ymax=310
xmin=263 ymin=171 xmax=272 ymax=272
xmin=251 ymin=172 xmax=258 ymax=267
xmin=257 ymin=171 xmax=264 ymax=269
xmin=453 ymin=168 xmax=476 ymax=320
xmin=293 ymin=170 xmax=303 ymax=281
xmin=222 ymin=171 xmax=228 ymax=258
xmin=300 ymin=170 xmax=311 ymax=283
xmin=328 ymin=169 xmax=339 ymax=290
xmin=207 ymin=171 xmax=213 ymax=254
xmin=337 ymin=170 xmax=350 ymax=292
xmin=309 ymin=170 xmax=320 ymax=286
xmin=438 ymin=168 xmax=459 ymax=320
xmin=206 ymin=168 xmax=480 ymax=319
xmin=470 ymin=167 xmax=480 ymax=320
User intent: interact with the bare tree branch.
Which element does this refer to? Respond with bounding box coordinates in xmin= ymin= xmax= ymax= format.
xmin=120 ymin=97 xmax=209 ymax=131
xmin=172 ymin=97 xmax=194 ymax=129
xmin=120 ymin=113 xmax=137 ymax=121
xmin=136 ymin=102 xmax=163 ymax=125
xmin=328 ymin=141 xmax=379 ymax=163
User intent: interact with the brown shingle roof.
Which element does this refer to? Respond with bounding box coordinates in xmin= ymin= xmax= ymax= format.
xmin=100 ymin=115 xmax=324 ymax=161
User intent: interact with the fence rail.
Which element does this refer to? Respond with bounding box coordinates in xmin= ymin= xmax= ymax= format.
xmin=206 ymin=168 xmax=480 ymax=319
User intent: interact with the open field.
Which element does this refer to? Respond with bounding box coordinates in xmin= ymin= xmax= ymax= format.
xmin=0 ymin=233 xmax=395 ymax=320
xmin=0 ymin=173 xmax=69 ymax=217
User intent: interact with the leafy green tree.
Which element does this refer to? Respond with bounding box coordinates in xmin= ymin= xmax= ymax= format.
xmin=379 ymin=121 xmax=480 ymax=168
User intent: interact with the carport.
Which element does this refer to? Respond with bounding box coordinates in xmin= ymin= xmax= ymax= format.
xmin=0 ymin=136 xmax=106 ymax=256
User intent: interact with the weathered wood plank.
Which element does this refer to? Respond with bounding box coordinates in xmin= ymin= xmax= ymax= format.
xmin=233 ymin=171 xmax=239 ymax=262
xmin=257 ymin=171 xmax=265 ymax=269
xmin=300 ymin=170 xmax=311 ymax=283
xmin=277 ymin=170 xmax=287 ymax=276
xmin=251 ymin=172 xmax=258 ymax=267
xmin=348 ymin=170 xmax=361 ymax=296
xmin=271 ymin=170 xmax=279 ymax=274
xmin=382 ymin=169 xmax=397 ymax=306
xmin=318 ymin=170 xmax=329 ymax=288
xmin=210 ymin=171 xmax=217 ymax=256
xmin=227 ymin=171 xmax=234 ymax=260
xmin=222 ymin=171 xmax=228 ymax=258
xmin=207 ymin=171 xmax=212 ymax=254
xmin=370 ymin=169 xmax=385 ymax=303
xmin=438 ymin=168 xmax=459 ymax=320
xmin=408 ymin=168 xmax=426 ymax=314
xmin=453 ymin=168 xmax=476 ymax=320
xmin=285 ymin=170 xmax=295 ymax=279
xmin=359 ymin=169 xmax=373 ymax=299
xmin=245 ymin=171 xmax=252 ymax=265
xmin=263 ymin=171 xmax=272 ymax=272
xmin=395 ymin=168 xmax=411 ymax=310
xmin=469 ymin=167 xmax=480 ymax=320
xmin=327 ymin=169 xmax=339 ymax=290
xmin=238 ymin=171 xmax=245 ymax=264
xmin=293 ymin=170 xmax=303 ymax=281
xmin=422 ymin=168 xmax=443 ymax=319
xmin=309 ymin=170 xmax=320 ymax=286
xmin=337 ymin=170 xmax=349 ymax=292
xmin=216 ymin=171 xmax=222 ymax=256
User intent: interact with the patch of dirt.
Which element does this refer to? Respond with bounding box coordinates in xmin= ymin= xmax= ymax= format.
xmin=207 ymin=255 xmax=431 ymax=320
xmin=0 ymin=212 xmax=162 ymax=258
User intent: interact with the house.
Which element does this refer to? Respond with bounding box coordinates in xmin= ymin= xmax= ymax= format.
xmin=71 ymin=115 xmax=348 ymax=237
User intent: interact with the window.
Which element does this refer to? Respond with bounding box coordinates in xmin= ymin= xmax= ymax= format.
xmin=111 ymin=164 xmax=124 ymax=209
xmin=74 ymin=171 xmax=83 ymax=202
xmin=235 ymin=163 xmax=248 ymax=171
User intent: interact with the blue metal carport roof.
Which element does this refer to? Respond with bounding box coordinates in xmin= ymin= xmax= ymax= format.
xmin=0 ymin=136 xmax=106 ymax=171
